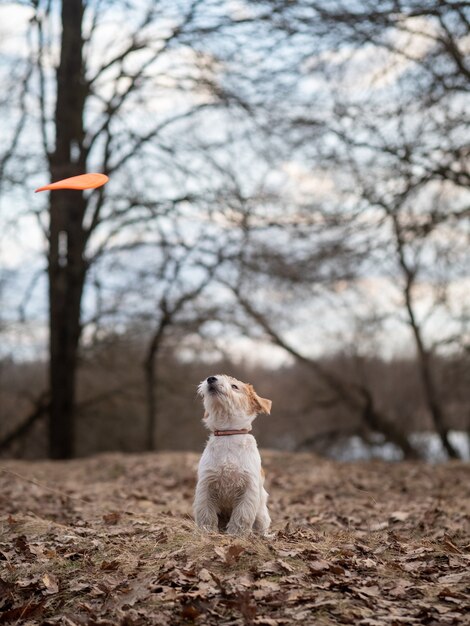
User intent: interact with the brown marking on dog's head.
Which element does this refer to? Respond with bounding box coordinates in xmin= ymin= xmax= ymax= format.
xmin=247 ymin=384 xmax=272 ymax=415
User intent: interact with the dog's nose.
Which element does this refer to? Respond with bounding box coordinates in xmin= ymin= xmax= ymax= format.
xmin=207 ymin=376 xmax=217 ymax=384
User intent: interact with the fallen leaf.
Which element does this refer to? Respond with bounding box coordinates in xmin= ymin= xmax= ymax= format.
xmin=276 ymin=549 xmax=301 ymax=557
xmin=214 ymin=543 xmax=245 ymax=565
xmin=181 ymin=603 xmax=202 ymax=620
xmin=13 ymin=536 xmax=35 ymax=561
xmin=356 ymin=585 xmax=380 ymax=597
xmin=389 ymin=511 xmax=410 ymax=522
xmin=41 ymin=572 xmax=59 ymax=594
xmin=68 ymin=580 xmax=92 ymax=593
xmin=442 ymin=537 xmax=462 ymax=554
xmin=309 ymin=559 xmax=330 ymax=576
xmin=198 ymin=568 xmax=212 ymax=582
xmin=103 ymin=511 xmax=122 ymax=525
xmin=437 ymin=572 xmax=466 ymax=584
xmin=100 ymin=559 xmax=120 ymax=571
xmin=0 ymin=600 xmax=45 ymax=624
xmin=226 ymin=543 xmax=245 ymax=564
xmin=0 ymin=577 xmax=14 ymax=605
xmin=277 ymin=559 xmax=294 ymax=573
xmin=438 ymin=587 xmax=466 ymax=601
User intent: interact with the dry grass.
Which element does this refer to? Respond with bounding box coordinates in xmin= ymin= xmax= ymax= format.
xmin=0 ymin=451 xmax=469 ymax=625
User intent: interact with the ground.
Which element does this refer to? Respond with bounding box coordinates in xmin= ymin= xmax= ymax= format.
xmin=0 ymin=451 xmax=469 ymax=625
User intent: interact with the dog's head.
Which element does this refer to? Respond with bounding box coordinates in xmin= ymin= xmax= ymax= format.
xmin=197 ymin=374 xmax=272 ymax=431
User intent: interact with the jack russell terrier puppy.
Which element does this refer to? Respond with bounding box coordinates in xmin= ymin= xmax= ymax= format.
xmin=194 ymin=374 xmax=272 ymax=535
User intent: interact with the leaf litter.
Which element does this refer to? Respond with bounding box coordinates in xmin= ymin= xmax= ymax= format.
xmin=0 ymin=451 xmax=469 ymax=625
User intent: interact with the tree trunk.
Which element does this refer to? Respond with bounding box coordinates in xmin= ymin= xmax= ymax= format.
xmin=48 ymin=0 xmax=87 ymax=459
xmin=143 ymin=316 xmax=171 ymax=451
xmin=409 ymin=317 xmax=459 ymax=459
xmin=393 ymin=226 xmax=460 ymax=459
xmin=361 ymin=390 xmax=420 ymax=460
xmin=144 ymin=353 xmax=158 ymax=451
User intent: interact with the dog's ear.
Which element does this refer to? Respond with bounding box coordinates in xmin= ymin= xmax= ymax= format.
xmin=255 ymin=395 xmax=272 ymax=415
xmin=249 ymin=386 xmax=272 ymax=415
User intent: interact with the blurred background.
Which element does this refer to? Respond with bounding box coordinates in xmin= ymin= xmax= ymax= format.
xmin=0 ymin=0 xmax=468 ymax=462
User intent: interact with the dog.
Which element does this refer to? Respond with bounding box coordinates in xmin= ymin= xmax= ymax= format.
xmin=194 ymin=374 xmax=272 ymax=535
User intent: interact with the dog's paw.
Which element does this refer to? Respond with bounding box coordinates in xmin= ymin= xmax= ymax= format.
xmin=226 ymin=523 xmax=251 ymax=536
xmin=195 ymin=515 xmax=218 ymax=533
xmin=198 ymin=523 xmax=218 ymax=533
xmin=259 ymin=530 xmax=275 ymax=539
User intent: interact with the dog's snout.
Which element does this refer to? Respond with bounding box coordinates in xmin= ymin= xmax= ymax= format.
xmin=207 ymin=376 xmax=217 ymax=384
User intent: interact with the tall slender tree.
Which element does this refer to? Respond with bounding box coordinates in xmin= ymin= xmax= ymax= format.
xmin=48 ymin=0 xmax=87 ymax=458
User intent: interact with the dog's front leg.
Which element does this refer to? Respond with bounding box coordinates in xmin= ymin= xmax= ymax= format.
xmin=253 ymin=487 xmax=271 ymax=535
xmin=194 ymin=477 xmax=218 ymax=532
xmin=226 ymin=480 xmax=258 ymax=535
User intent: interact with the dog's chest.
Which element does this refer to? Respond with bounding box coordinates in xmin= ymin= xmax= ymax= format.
xmin=199 ymin=437 xmax=260 ymax=510
xmin=199 ymin=436 xmax=260 ymax=486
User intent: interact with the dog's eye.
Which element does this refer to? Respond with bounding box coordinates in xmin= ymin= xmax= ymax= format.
xmin=231 ymin=384 xmax=239 ymax=390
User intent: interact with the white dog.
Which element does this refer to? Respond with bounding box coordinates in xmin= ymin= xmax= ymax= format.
xmin=194 ymin=374 xmax=272 ymax=535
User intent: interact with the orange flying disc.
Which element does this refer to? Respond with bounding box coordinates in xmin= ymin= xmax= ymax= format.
xmin=35 ymin=173 xmax=109 ymax=192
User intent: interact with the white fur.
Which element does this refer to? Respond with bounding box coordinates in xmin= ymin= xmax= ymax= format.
xmin=194 ymin=374 xmax=272 ymax=535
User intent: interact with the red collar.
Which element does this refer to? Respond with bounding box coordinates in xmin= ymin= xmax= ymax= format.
xmin=213 ymin=429 xmax=251 ymax=436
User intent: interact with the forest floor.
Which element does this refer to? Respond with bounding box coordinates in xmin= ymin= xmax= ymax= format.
xmin=0 ymin=451 xmax=469 ymax=625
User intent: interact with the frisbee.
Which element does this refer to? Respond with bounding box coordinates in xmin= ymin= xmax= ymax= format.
xmin=35 ymin=173 xmax=109 ymax=193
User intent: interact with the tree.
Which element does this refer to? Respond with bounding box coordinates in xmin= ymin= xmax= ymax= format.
xmin=0 ymin=0 xmax=250 ymax=458
xmin=136 ymin=231 xmax=223 ymax=451
xmin=47 ymin=0 xmax=87 ymax=458
xmin=233 ymin=0 xmax=470 ymax=458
